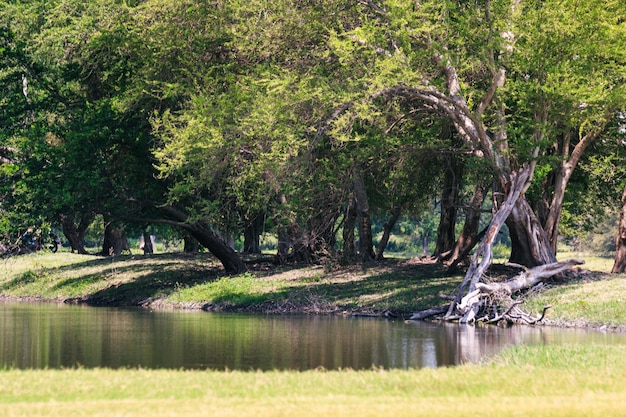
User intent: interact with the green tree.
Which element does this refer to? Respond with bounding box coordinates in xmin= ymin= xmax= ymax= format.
xmin=318 ymin=0 xmax=625 ymax=267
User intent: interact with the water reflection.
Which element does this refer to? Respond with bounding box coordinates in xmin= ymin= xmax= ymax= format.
xmin=1 ymin=302 xmax=624 ymax=370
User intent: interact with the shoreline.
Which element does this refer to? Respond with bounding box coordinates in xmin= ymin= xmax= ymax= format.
xmin=1 ymin=252 xmax=625 ymax=333
xmin=2 ymin=292 xmax=625 ymax=333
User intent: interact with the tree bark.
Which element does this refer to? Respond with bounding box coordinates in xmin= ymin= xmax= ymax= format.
xmin=446 ymin=167 xmax=532 ymax=319
xmin=541 ymin=130 xmax=603 ymax=253
xmin=342 ymin=196 xmax=357 ymax=263
xmin=185 ymin=222 xmax=246 ymax=273
xmin=434 ymin=157 xmax=462 ymax=258
xmin=612 ymin=185 xmax=626 ymax=273
xmin=443 ymin=181 xmax=488 ymax=267
xmin=183 ymin=233 xmax=199 ymax=253
xmin=450 ymin=258 xmax=584 ymax=324
xmin=101 ymin=220 xmax=131 ymax=256
xmin=160 ymin=205 xmax=246 ymax=274
xmin=59 ymin=213 xmax=93 ymax=255
xmin=243 ymin=214 xmax=263 ymax=254
xmin=375 ymin=203 xmax=402 ymax=260
xmin=276 ymin=226 xmax=291 ymax=262
xmin=141 ymin=231 xmax=154 ymax=254
xmin=475 ymin=259 xmax=584 ymax=295
xmin=506 ymin=196 xmax=557 ymax=267
xmin=354 ymin=168 xmax=375 ymax=262
xmin=358 ymin=212 xmax=375 ymax=261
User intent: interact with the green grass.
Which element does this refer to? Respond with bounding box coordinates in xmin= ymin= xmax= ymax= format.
xmin=0 ymin=344 xmax=625 ymax=416
xmin=524 ymin=274 xmax=626 ymax=327
xmin=2 ymin=252 xmax=626 ymax=416
xmin=1 ymin=252 xmax=462 ymax=314
xmin=2 ymin=251 xmax=625 ymax=326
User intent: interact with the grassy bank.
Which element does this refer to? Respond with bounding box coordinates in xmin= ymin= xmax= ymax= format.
xmin=0 ymin=252 xmax=463 ymax=314
xmin=1 ymin=344 xmax=625 ymax=417
xmin=0 ymin=253 xmax=626 ymax=327
xmin=1 ymin=251 xmax=626 ymax=326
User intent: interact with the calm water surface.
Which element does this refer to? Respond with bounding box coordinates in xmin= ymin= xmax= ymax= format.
xmin=1 ymin=302 xmax=624 ymax=370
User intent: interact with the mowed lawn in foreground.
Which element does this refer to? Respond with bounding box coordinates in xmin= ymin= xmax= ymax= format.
xmin=1 ymin=344 xmax=625 ymax=417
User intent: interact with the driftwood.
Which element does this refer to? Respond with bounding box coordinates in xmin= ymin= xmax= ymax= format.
xmin=409 ymin=305 xmax=450 ymax=320
xmin=410 ymin=258 xmax=585 ymax=325
xmin=473 ymin=259 xmax=584 ymax=296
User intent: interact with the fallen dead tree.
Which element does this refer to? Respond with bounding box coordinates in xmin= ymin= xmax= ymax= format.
xmin=410 ymin=259 xmax=584 ymax=324
xmin=410 ymin=166 xmax=585 ymax=325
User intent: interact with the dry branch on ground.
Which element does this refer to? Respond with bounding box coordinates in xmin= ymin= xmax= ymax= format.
xmin=410 ymin=259 xmax=585 ymax=325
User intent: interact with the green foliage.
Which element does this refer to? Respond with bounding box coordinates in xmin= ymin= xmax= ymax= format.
xmin=1 ymin=0 xmax=625 ymax=262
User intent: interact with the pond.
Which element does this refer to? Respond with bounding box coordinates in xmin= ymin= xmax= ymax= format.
xmin=1 ymin=302 xmax=624 ymax=370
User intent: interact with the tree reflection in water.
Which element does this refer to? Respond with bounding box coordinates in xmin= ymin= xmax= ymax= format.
xmin=1 ymin=302 xmax=624 ymax=370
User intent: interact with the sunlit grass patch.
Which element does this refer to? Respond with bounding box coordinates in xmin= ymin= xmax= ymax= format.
xmin=524 ymin=274 xmax=626 ymax=326
xmin=557 ymin=251 xmax=615 ymax=272
xmin=1 ymin=344 xmax=626 ymax=417
xmin=169 ymin=272 xmax=281 ymax=306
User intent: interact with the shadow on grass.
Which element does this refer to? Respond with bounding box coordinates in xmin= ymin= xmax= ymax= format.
xmin=76 ymin=255 xmax=225 ymax=306
xmin=2 ymin=253 xmax=225 ymax=306
xmin=195 ymin=260 xmax=464 ymax=314
xmin=2 ymin=252 xmax=465 ymax=313
xmin=287 ymin=261 xmax=463 ymax=313
xmin=79 ymin=257 xmax=463 ymax=313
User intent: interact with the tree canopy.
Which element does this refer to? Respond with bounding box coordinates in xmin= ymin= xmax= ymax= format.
xmin=1 ymin=0 xmax=625 ymax=272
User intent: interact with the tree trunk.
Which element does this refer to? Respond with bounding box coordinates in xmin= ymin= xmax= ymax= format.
xmin=354 ymin=169 xmax=375 ymax=262
xmin=506 ymin=196 xmax=557 ymax=267
xmin=443 ymin=182 xmax=488 ymax=267
xmin=447 ymin=167 xmax=532 ymax=319
xmin=612 ymin=186 xmax=626 ymax=273
xmin=454 ymin=258 xmax=584 ymax=324
xmin=161 ymin=206 xmax=246 ymax=273
xmin=276 ymin=226 xmax=291 ymax=262
xmin=342 ymin=196 xmax=357 ymax=263
xmin=434 ymin=157 xmax=463 ymax=258
xmin=243 ymin=215 xmax=263 ymax=254
xmin=102 ymin=220 xmax=131 ymax=256
xmin=375 ymin=204 xmax=402 ymax=260
xmin=540 ymin=130 xmax=601 ymax=253
xmin=275 ymin=214 xmax=338 ymax=265
xmin=184 ymin=222 xmax=246 ymax=273
xmin=358 ymin=213 xmax=375 ymax=261
xmin=59 ymin=213 xmax=93 ymax=255
xmin=183 ymin=233 xmax=198 ymax=253
xmin=141 ymin=231 xmax=154 ymax=254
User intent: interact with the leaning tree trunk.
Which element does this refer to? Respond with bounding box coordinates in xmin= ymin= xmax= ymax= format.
xmin=442 ymin=181 xmax=488 ymax=267
xmin=446 ymin=167 xmax=532 ymax=319
xmin=185 ymin=222 xmax=246 ymax=274
xmin=375 ymin=203 xmax=402 ymax=261
xmin=611 ymin=185 xmax=626 ymax=273
xmin=541 ymin=129 xmax=602 ymax=253
xmin=161 ymin=206 xmax=246 ymax=274
xmin=444 ymin=166 xmax=569 ymax=323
